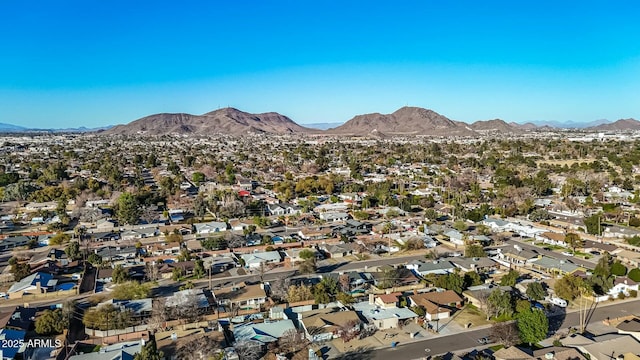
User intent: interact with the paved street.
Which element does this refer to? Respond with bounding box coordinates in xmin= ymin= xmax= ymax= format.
xmin=372 ymin=299 xmax=640 ymax=360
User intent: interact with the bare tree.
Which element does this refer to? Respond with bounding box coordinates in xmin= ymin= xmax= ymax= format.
xmin=234 ymin=340 xmax=262 ymax=360
xmin=277 ymin=328 xmax=308 ymax=354
xmin=146 ymin=298 xmax=168 ymax=333
xmin=489 ymin=322 xmax=520 ymax=347
xmin=176 ymin=335 xmax=222 ymax=360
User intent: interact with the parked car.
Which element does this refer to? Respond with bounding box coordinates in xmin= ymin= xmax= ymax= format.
xmin=590 ymin=251 xmax=601 ymax=256
xmin=477 ymin=337 xmax=490 ymax=345
xmin=561 ymin=251 xmax=573 ymax=257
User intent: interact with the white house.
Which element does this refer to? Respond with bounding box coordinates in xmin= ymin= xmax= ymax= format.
xmin=240 ymin=251 xmax=281 ymax=269
xmin=194 ymin=221 xmax=228 ymax=234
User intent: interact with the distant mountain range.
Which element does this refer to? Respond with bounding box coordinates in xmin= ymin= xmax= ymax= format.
xmin=1 ymin=108 xmax=639 ymax=136
xmin=0 ymin=123 xmax=113 ymax=133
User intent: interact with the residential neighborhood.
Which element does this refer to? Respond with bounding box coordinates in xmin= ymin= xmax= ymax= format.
xmin=3 ymin=132 xmax=640 ymax=360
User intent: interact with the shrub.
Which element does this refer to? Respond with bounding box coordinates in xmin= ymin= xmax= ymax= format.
xmin=618 ymin=292 xmax=626 ymax=300
xmin=630 ymin=290 xmax=638 ymax=298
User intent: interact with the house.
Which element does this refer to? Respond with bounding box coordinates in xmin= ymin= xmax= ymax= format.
xmin=569 ymin=333 xmax=640 ymax=360
xmin=405 ymin=259 xmax=455 ymax=276
xmin=615 ymin=250 xmax=640 ymax=268
xmin=449 ymin=256 xmax=497 ymax=273
xmin=616 ymin=317 xmax=640 ymax=341
xmin=374 ymin=293 xmax=401 ymax=308
xmin=7 ymin=272 xmax=58 ymax=299
xmin=321 ymin=243 xmax=354 ymax=258
xmin=158 ymin=261 xmax=195 ymax=279
xmin=165 ymin=288 xmax=213 ymax=310
xmin=97 ymin=268 xmax=114 ymax=283
xmin=98 ymin=298 xmax=153 ymax=320
xmin=371 ymin=267 xmax=422 ymax=289
xmin=409 ymin=290 xmax=464 ymax=309
xmin=319 ymin=212 xmax=350 ymax=222
xmin=25 ymin=201 xmax=57 ymax=212
xmin=229 ymin=218 xmax=253 ymax=232
xmin=233 ymin=319 xmax=297 ymax=344
xmin=267 ymin=203 xmax=301 ymax=216
xmin=352 ymin=297 xmax=419 ymax=330
xmin=444 ymin=230 xmax=465 ymax=246
xmin=204 ymin=256 xmax=237 ymax=273
xmin=0 ymin=328 xmax=27 ymax=360
xmin=94 ymin=246 xmax=137 ymax=263
xmin=213 ymin=282 xmax=267 ymax=311
xmin=463 ymin=285 xmax=512 ymax=310
xmin=0 ymin=306 xmax=37 ymax=331
xmin=540 ymin=232 xmax=567 ymax=247
xmin=68 ymin=340 xmax=142 ymax=360
xmin=497 ymin=247 xmax=539 ymax=268
xmin=407 ymin=294 xmax=452 ymax=322
xmin=284 ymin=248 xmax=323 ymax=265
xmin=529 ymin=256 xmax=582 ymax=276
xmin=0 ymin=236 xmax=31 ymax=251
xmin=297 ymin=227 xmax=331 ymax=241
xmin=297 ymin=309 xmax=362 ymax=342
xmin=240 ymin=251 xmax=281 ymax=269
xmin=609 ymin=277 xmax=639 ymax=297
xmin=95 ymin=219 xmax=117 ymax=230
xmin=194 ymin=221 xmax=228 ymax=234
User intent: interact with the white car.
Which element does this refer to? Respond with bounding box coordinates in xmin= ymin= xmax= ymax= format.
xmin=561 ymin=251 xmax=573 ymax=257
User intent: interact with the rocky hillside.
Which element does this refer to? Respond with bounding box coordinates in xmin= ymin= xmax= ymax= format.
xmin=105 ymin=107 xmax=314 ymax=135
xmin=327 ymin=107 xmax=476 ymax=136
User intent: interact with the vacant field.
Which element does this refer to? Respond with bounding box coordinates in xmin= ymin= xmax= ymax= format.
xmin=451 ymin=304 xmax=491 ymax=328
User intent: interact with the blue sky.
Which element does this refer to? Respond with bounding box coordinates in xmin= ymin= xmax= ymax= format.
xmin=1 ymin=1 xmax=639 ymax=128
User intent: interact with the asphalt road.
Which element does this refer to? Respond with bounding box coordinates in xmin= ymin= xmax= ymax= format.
xmin=372 ymin=299 xmax=640 ymax=360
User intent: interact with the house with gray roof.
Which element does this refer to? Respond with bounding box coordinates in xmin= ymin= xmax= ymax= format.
xmin=530 ymin=256 xmax=582 ymax=276
xmin=68 ymin=340 xmax=142 ymax=360
xmin=194 ymin=221 xmax=228 ymax=234
xmin=233 ymin=319 xmax=297 ymax=344
xmin=94 ymin=246 xmax=137 ymax=263
xmin=352 ymin=299 xmax=419 ymax=330
xmin=240 ymin=251 xmax=281 ymax=269
xmin=450 ymin=256 xmax=497 ymax=273
xmin=405 ymin=260 xmax=455 ymax=276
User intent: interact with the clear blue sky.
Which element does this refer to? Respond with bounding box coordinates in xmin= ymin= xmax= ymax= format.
xmin=1 ymin=1 xmax=639 ymax=128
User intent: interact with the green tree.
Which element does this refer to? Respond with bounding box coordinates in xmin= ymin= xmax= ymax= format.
xmin=488 ymin=289 xmax=514 ymax=319
xmin=65 ymin=241 xmax=82 ymax=261
xmin=611 ymin=261 xmax=628 ymax=276
xmin=87 ymin=253 xmax=102 ymax=266
xmin=35 ymin=309 xmax=65 ymax=335
xmin=453 ymin=220 xmax=468 ymax=231
xmin=434 ymin=272 xmax=464 ymax=294
xmin=134 ymin=335 xmax=164 ymax=360
xmin=500 ymin=270 xmax=520 ymax=287
xmin=112 ymin=281 xmax=151 ymax=300
xmin=191 ymin=172 xmax=205 ymax=185
xmin=194 ymin=259 xmax=205 ymax=279
xmin=564 ymin=233 xmax=583 ymax=254
xmin=463 ymin=271 xmax=483 ymax=288
xmin=526 ymin=282 xmax=546 ymax=301
xmin=112 ymin=265 xmax=130 ymax=284
xmin=517 ymin=308 xmax=549 ymax=346
xmin=554 ymin=274 xmax=584 ymax=301
xmin=9 ymin=257 xmax=31 ymax=281
xmin=584 ymin=214 xmax=602 ymax=235
xmin=464 ymin=243 xmax=486 ymax=258
xmin=116 ymin=192 xmax=140 ymax=225
xmin=83 ymin=304 xmax=133 ymax=330
xmin=49 ymin=232 xmax=71 ymax=245
xmin=629 ymin=268 xmax=640 ymax=282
